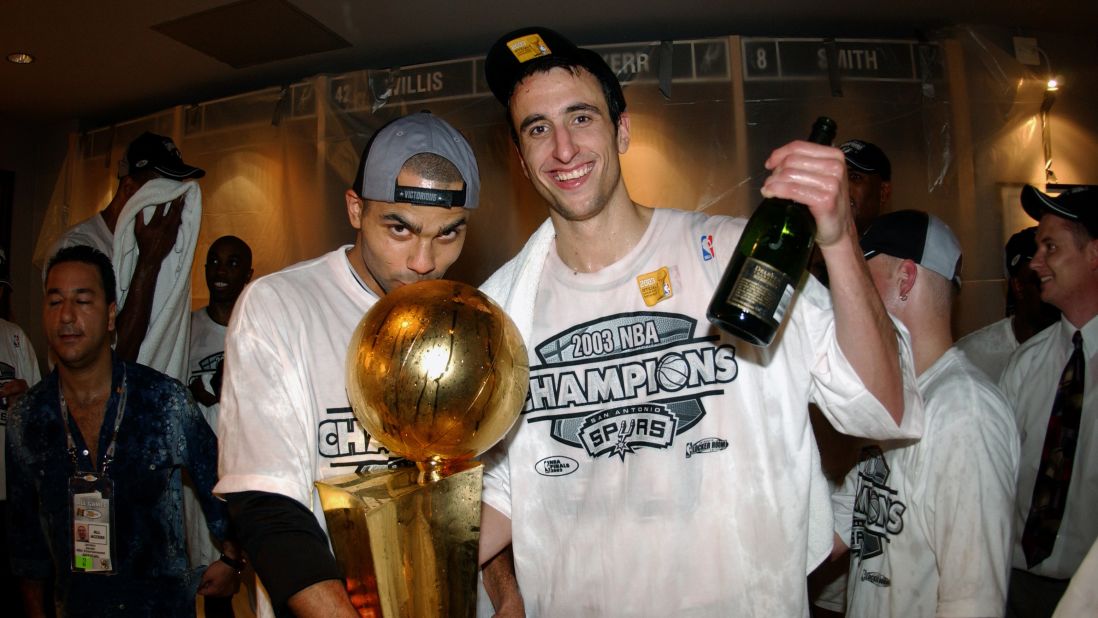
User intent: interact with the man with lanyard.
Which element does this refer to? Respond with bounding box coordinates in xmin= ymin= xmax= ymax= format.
xmin=6 ymin=245 xmax=242 ymax=616
xmin=215 ymin=111 xmax=480 ymax=617
xmin=476 ymin=27 xmax=922 ymax=616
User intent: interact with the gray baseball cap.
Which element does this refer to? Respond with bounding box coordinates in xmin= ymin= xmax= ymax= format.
xmin=357 ymin=111 xmax=480 ymax=209
xmin=861 ymin=209 xmax=962 ymax=287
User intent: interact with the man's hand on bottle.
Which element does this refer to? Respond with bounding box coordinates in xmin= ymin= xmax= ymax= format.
xmin=762 ymin=140 xmax=853 ymax=248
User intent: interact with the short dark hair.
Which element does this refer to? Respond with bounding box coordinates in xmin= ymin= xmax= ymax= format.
xmin=506 ymin=60 xmax=626 ymax=144
xmin=485 ymin=28 xmax=627 ymax=143
xmin=402 ymin=152 xmax=465 ymax=185
xmin=46 ymin=245 xmax=117 ymax=305
xmin=208 ymin=235 xmax=254 ymax=268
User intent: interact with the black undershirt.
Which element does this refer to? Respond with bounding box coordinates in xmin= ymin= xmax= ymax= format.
xmin=224 ymin=491 xmax=344 ymax=616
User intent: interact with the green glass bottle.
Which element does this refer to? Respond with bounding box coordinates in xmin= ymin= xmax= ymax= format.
xmin=706 ymin=116 xmax=837 ymax=346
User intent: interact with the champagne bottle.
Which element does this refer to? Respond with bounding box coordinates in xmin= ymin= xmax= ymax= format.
xmin=706 ymin=116 xmax=837 ymax=346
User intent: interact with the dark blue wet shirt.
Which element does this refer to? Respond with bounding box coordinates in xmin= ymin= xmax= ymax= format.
xmin=6 ymin=357 xmax=226 ymax=617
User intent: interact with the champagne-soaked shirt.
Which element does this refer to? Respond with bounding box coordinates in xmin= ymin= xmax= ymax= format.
xmin=7 ymin=357 xmax=226 ymax=617
xmin=481 ymin=208 xmax=924 ymax=617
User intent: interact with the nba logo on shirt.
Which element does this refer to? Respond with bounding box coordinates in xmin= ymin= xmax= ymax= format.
xmin=700 ymin=235 xmax=715 ymax=261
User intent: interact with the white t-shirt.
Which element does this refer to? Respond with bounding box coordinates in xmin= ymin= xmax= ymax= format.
xmin=833 ymin=348 xmax=1018 ymax=618
xmin=0 ymin=319 xmax=41 ymax=500
xmin=216 ymin=246 xmax=393 ymax=617
xmin=43 ymin=214 xmax=114 ymax=280
xmin=955 ymin=317 xmax=1019 ymax=382
xmin=188 ymin=307 xmax=227 ymax=433
xmin=480 ymin=208 xmax=924 ymax=617
xmin=183 ymin=307 xmax=228 ymax=567
xmin=1053 ymin=538 xmax=1098 ymax=617
xmin=1001 ymin=315 xmax=1098 ymax=579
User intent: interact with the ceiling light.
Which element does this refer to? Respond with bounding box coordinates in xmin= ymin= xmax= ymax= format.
xmin=6 ymin=52 xmax=35 ymax=64
xmin=1046 ymin=77 xmax=1061 ymax=91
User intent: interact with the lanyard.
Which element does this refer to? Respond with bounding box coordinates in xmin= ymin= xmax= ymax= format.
xmin=60 ymin=368 xmax=128 ymax=477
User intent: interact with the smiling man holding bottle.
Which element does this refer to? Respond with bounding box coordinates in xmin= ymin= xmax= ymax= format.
xmin=476 ymin=26 xmax=924 ymax=617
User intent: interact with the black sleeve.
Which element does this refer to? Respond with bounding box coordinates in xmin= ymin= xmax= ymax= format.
xmin=225 ymin=491 xmax=345 ymax=614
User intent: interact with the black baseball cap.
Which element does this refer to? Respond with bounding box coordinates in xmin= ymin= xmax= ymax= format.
xmin=840 ymin=140 xmax=891 ymax=181
xmin=118 ymin=132 xmax=205 ymax=180
xmin=861 ymin=209 xmax=962 ymax=286
xmin=484 ymin=26 xmax=625 ymax=113
xmin=1020 ymin=184 xmax=1098 ymax=237
xmin=1004 ymin=227 xmax=1038 ymax=277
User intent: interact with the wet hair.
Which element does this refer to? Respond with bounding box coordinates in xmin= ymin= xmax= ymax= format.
xmin=506 ymin=59 xmax=626 ymax=144
xmin=402 ymin=152 xmax=464 ymax=185
xmin=46 ymin=245 xmax=117 ymax=305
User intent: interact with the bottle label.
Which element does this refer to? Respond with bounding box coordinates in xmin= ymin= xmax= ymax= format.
xmin=725 ymin=257 xmax=794 ymax=328
xmin=772 ymin=281 xmax=795 ymax=324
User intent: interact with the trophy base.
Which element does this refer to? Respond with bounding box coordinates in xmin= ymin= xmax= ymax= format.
xmin=316 ymin=461 xmax=482 ymax=617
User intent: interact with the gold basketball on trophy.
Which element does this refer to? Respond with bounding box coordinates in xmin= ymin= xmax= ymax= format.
xmin=346 ymin=279 xmax=528 ymax=477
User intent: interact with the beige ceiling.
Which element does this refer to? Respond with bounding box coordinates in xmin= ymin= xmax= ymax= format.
xmin=2 ymin=0 xmax=1091 ymax=126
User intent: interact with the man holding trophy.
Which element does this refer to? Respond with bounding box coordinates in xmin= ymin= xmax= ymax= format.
xmin=215 ymin=111 xmax=481 ymax=617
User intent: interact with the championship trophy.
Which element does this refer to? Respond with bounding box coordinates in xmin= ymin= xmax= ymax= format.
xmin=316 ymin=280 xmax=528 ymax=617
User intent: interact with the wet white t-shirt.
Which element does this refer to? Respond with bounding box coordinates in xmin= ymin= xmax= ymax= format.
xmin=834 ymin=348 xmax=1018 ymax=617
xmin=956 ymin=317 xmax=1019 ymax=382
xmin=216 ymin=247 xmax=396 ymax=617
xmin=481 ymin=208 xmax=923 ymax=617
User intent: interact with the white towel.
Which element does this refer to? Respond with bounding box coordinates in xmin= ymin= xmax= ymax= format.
xmin=479 ymin=218 xmax=556 ymax=347
xmin=112 ymin=177 xmax=202 ymax=381
xmin=475 ymin=218 xmax=553 ymax=618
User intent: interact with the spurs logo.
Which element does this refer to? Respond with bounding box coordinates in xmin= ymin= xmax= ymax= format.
xmin=578 ymin=404 xmax=677 ymax=460
xmin=850 ymin=446 xmax=907 ymax=566
xmin=529 ymin=312 xmax=739 ymax=460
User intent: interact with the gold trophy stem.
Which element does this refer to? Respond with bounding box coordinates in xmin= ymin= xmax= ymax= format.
xmin=317 ymin=461 xmax=483 ymax=617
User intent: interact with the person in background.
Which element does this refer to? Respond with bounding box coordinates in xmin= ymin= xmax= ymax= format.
xmin=44 ymin=131 xmax=205 ymax=367
xmin=840 ymin=139 xmax=892 ymax=233
xmin=0 ymin=278 xmax=42 ymax=616
xmin=956 ymin=226 xmax=1060 ymax=382
xmin=831 ymin=210 xmax=1018 ymax=617
xmin=809 ymin=139 xmax=891 ymax=287
xmin=7 ymin=245 xmax=240 ymax=617
xmin=1001 ymin=185 xmax=1098 ymax=617
xmin=185 ymin=235 xmax=254 ymax=618
xmin=187 ymin=236 xmax=253 ymax=413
